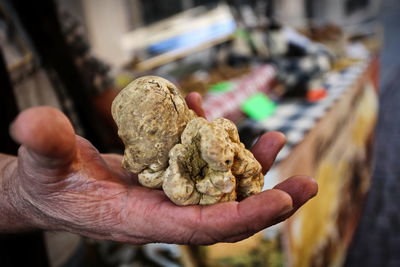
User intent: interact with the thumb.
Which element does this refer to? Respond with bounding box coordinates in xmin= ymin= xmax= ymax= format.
xmin=10 ymin=106 xmax=76 ymax=169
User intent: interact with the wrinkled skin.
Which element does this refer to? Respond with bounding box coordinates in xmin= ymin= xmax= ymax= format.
xmin=1 ymin=93 xmax=318 ymax=245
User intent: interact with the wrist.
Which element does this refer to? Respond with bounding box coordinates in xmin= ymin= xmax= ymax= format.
xmin=0 ymin=154 xmax=42 ymax=232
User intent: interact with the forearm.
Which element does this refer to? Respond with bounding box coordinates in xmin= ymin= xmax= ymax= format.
xmin=0 ymin=153 xmax=36 ymax=232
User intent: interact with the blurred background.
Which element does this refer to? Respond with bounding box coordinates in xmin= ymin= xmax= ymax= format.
xmin=0 ymin=0 xmax=398 ymax=266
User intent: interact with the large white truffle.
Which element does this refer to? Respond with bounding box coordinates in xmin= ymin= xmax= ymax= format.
xmin=112 ymin=76 xmax=263 ymax=205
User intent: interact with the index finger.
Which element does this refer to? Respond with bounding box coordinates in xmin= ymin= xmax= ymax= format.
xmin=193 ymin=189 xmax=293 ymax=243
xmin=140 ymin=188 xmax=293 ymax=245
xmin=170 ymin=175 xmax=316 ymax=244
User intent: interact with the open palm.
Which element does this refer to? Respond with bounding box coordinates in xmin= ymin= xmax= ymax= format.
xmin=8 ymin=93 xmax=317 ymax=245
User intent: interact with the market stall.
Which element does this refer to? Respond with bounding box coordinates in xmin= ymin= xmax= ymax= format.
xmin=202 ymin=55 xmax=379 ymax=267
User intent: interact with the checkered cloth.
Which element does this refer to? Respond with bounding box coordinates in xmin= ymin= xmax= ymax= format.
xmin=257 ymin=57 xmax=370 ymax=165
xmin=274 ymin=44 xmax=334 ymax=92
xmin=203 ymin=64 xmax=276 ymax=121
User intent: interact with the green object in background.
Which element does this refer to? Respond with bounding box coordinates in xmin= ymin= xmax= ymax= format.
xmin=209 ymin=81 xmax=234 ymax=93
xmin=241 ymin=93 xmax=276 ymax=121
xmin=235 ymin=28 xmax=250 ymax=39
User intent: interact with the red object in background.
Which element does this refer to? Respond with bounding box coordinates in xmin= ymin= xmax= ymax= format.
xmin=307 ymin=89 xmax=327 ymax=102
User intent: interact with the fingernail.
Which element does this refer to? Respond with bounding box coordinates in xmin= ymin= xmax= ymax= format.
xmin=278 ymin=205 xmax=293 ymax=217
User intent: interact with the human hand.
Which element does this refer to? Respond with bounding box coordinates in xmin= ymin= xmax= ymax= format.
xmin=5 ymin=93 xmax=317 ymax=245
